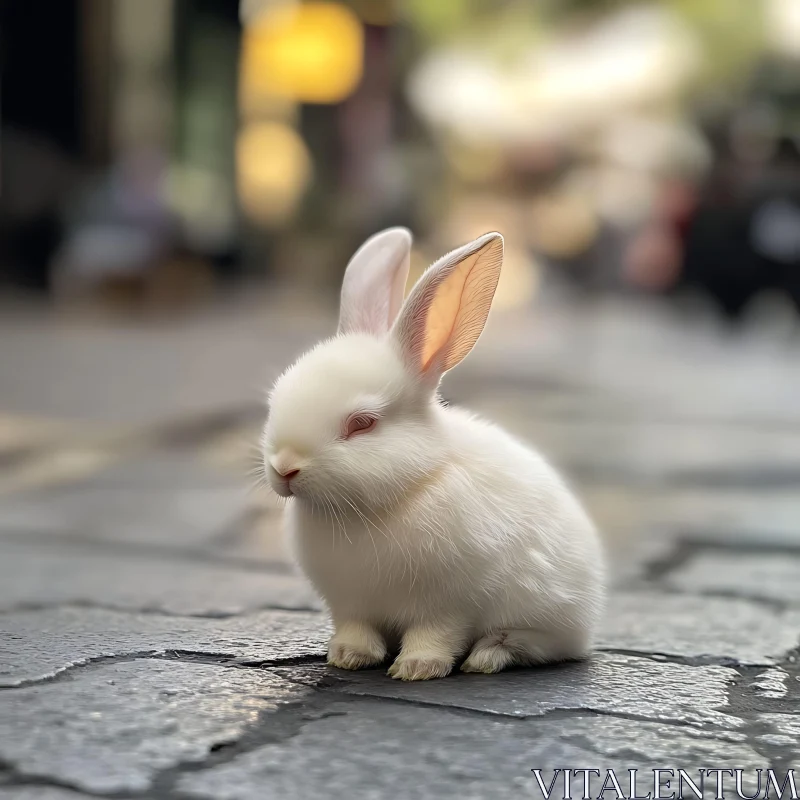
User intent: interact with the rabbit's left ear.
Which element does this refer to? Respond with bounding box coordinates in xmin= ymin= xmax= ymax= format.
xmin=338 ymin=228 xmax=412 ymax=336
xmin=393 ymin=232 xmax=503 ymax=383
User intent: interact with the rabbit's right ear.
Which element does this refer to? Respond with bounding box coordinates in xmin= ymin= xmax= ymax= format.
xmin=392 ymin=232 xmax=503 ymax=386
xmin=338 ymin=228 xmax=412 ymax=336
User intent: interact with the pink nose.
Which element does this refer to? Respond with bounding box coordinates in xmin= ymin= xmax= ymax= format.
xmin=278 ymin=468 xmax=300 ymax=481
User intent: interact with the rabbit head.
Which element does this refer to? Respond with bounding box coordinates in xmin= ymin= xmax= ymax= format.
xmin=262 ymin=227 xmax=503 ymax=508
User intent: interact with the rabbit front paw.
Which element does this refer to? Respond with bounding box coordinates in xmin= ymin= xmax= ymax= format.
xmin=388 ymin=655 xmax=453 ymax=681
xmin=388 ymin=622 xmax=466 ymax=680
xmin=327 ymin=623 xmax=386 ymax=670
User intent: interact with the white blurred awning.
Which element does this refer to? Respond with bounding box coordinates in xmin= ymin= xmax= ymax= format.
xmin=408 ymin=5 xmax=701 ymax=146
xmin=767 ymin=0 xmax=800 ymax=57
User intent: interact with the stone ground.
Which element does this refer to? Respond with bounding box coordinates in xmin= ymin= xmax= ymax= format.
xmin=0 ymin=291 xmax=799 ymax=799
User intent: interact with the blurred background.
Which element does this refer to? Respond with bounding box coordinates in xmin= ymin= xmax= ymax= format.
xmin=4 ymin=0 xmax=800 ymax=316
xmin=3 ymin=0 xmax=800 ymax=578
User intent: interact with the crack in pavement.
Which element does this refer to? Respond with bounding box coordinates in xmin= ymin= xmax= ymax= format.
xmin=269 ymin=664 xmax=742 ymax=730
xmin=725 ymin=687 xmax=798 ymax=771
xmin=612 ymin=585 xmax=792 ymax=613
xmin=646 ymin=537 xmax=800 ymax=584
xmin=720 ymin=647 xmax=800 ymax=769
xmin=0 ymin=757 xmax=126 ymax=800
xmin=594 ymin=648 xmax=745 ymax=667
xmin=0 ymin=650 xmax=327 ymax=691
xmin=316 ymin=689 xmax=716 ymax=729
xmin=642 ymin=539 xmax=700 ymax=581
xmin=6 ymin=637 xmax=795 ymax=693
xmin=659 ymin=587 xmax=790 ymax=612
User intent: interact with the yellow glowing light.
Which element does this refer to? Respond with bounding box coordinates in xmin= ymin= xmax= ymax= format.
xmin=241 ymin=3 xmax=364 ymax=104
xmin=237 ymin=122 xmax=312 ymax=226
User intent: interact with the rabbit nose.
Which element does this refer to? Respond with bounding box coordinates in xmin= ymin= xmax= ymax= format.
xmin=270 ymin=451 xmax=303 ymax=481
xmin=270 ymin=456 xmax=300 ymax=480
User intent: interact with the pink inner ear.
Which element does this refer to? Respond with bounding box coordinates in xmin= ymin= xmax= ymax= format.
xmin=396 ymin=233 xmax=503 ymax=379
xmin=422 ymin=252 xmax=479 ymax=371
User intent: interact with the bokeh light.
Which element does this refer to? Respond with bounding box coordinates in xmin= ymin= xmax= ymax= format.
xmin=236 ymin=121 xmax=312 ymax=226
xmin=240 ymin=2 xmax=364 ymax=105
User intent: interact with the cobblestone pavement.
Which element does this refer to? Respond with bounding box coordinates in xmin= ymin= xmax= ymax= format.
xmin=1 ymin=295 xmax=799 ymax=799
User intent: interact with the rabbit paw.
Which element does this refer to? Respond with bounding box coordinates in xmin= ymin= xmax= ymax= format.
xmin=462 ymin=628 xmax=573 ymax=673
xmin=388 ymin=655 xmax=453 ymax=681
xmin=460 ymin=643 xmax=512 ymax=674
xmin=327 ymin=626 xmax=386 ymax=670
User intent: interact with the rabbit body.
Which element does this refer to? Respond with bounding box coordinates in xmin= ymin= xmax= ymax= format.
xmin=290 ymin=401 xmax=602 ymax=664
xmin=263 ymin=230 xmax=605 ymax=680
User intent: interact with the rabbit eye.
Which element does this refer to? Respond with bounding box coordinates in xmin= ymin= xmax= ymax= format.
xmin=344 ymin=414 xmax=378 ymax=439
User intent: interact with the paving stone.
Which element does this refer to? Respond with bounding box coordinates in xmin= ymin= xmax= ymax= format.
xmin=0 ymin=660 xmax=310 ymax=794
xmin=581 ymin=490 xmax=800 ymax=559
xmin=665 ymin=552 xmax=800 ymax=606
xmin=461 ymin=411 xmax=800 ymax=484
xmin=758 ymin=713 xmax=800 ymax=756
xmin=599 ymin=592 xmax=800 ymax=665
xmin=465 ymin=298 xmax=800 ymax=425
xmin=608 ymin=531 xmax=679 ymax=586
xmin=751 ymin=668 xmax=790 ymax=699
xmin=654 ymin=490 xmax=800 ymax=548
xmin=177 ymin=700 xmax=763 ymax=800
xmin=0 ymin=304 xmax=324 ymax=425
xmin=0 ymin=607 xmax=329 ymax=687
xmin=211 ymin=522 xmax=292 ymax=566
xmin=0 ymin=540 xmax=319 ymax=616
xmin=0 ymin=455 xmax=250 ymax=549
xmin=204 ymin=504 xmax=294 ymax=567
xmin=4 ymin=297 xmax=800 ymax=798
xmin=278 ymin=653 xmax=740 ymax=728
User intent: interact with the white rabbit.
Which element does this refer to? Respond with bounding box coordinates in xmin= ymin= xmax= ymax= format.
xmin=262 ymin=228 xmax=605 ymax=681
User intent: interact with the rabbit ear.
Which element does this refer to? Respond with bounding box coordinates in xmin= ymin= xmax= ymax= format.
xmin=338 ymin=227 xmax=412 ymax=336
xmin=393 ymin=232 xmax=503 ymax=383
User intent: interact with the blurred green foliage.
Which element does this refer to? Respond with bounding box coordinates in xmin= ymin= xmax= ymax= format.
xmin=669 ymin=0 xmax=766 ymax=88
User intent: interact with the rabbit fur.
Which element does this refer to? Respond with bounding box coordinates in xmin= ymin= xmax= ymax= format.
xmin=262 ymin=228 xmax=605 ymax=680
